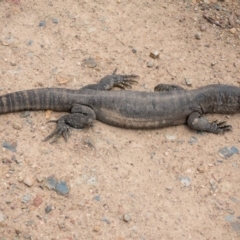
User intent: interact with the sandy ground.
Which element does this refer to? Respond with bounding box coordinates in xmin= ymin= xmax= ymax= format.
xmin=1 ymin=0 xmax=240 ymax=239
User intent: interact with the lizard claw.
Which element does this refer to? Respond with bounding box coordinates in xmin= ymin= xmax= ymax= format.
xmin=211 ymin=120 xmax=232 ymax=133
xmin=43 ymin=117 xmax=71 ymax=143
xmin=113 ymin=75 xmax=139 ymax=89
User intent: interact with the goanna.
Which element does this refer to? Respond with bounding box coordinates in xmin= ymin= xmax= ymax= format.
xmin=0 ymin=70 xmax=236 ymax=142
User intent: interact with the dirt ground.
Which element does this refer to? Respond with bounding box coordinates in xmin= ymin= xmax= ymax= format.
xmin=1 ymin=0 xmax=240 ymax=239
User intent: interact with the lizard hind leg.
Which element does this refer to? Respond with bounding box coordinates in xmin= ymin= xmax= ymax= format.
xmin=43 ymin=104 xmax=96 ymax=143
xmin=187 ymin=111 xmax=232 ymax=133
xmin=154 ymin=84 xmax=185 ymax=92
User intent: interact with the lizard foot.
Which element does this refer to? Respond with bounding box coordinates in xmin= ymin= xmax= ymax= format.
xmin=43 ymin=117 xmax=71 ymax=143
xmin=187 ymin=111 xmax=232 ymax=134
xmin=97 ymin=69 xmax=139 ymax=90
xmin=111 ymin=74 xmax=139 ymax=89
xmin=210 ymin=120 xmax=232 ymax=133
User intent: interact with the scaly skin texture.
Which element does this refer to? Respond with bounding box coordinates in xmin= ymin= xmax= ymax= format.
xmin=0 ymin=71 xmax=238 ymax=142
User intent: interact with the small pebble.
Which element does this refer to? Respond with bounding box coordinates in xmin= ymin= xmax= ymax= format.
xmin=200 ymin=25 xmax=206 ymax=32
xmin=214 ymin=3 xmax=221 ymax=11
xmin=22 ymin=195 xmax=31 ymax=203
xmin=132 ymin=48 xmax=137 ymax=53
xmin=165 ymin=134 xmax=176 ymax=141
xmin=185 ymin=78 xmax=192 ymax=86
xmin=93 ymin=225 xmax=101 ymax=232
xmin=83 ymin=57 xmax=97 ymax=68
xmin=197 ymin=165 xmax=207 ymax=173
xmin=2 ymin=142 xmax=17 ymax=152
xmin=93 ymin=195 xmax=100 ymax=201
xmin=147 ymin=62 xmax=154 ymax=68
xmin=188 ymin=136 xmax=198 ymax=144
xmin=166 ymin=187 xmax=172 ymax=191
xmin=229 ymin=28 xmax=237 ymax=34
xmin=12 ymin=122 xmax=22 ymax=130
xmin=33 ymin=195 xmax=43 ymax=207
xmin=55 ymin=181 xmax=69 ymax=195
xmin=149 ymin=50 xmax=159 ymax=59
xmin=194 ymin=33 xmax=201 ymax=40
xmin=180 ymin=176 xmax=191 ymax=187
xmin=209 ymin=179 xmax=218 ymax=192
xmin=39 ymin=21 xmax=46 ymax=27
xmin=10 ymin=61 xmax=16 ymax=66
xmin=23 ymin=176 xmax=35 ymax=187
xmin=27 ymin=40 xmax=33 ymax=46
xmin=52 ymin=18 xmax=58 ymax=24
xmin=123 ymin=213 xmax=132 ymax=222
xmin=219 ymin=146 xmax=239 ymax=158
xmin=0 ymin=212 xmax=5 ymax=223
xmin=45 ymin=205 xmax=53 ymax=214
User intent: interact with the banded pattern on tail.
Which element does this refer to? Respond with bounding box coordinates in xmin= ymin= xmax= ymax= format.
xmin=0 ymin=88 xmax=76 ymax=114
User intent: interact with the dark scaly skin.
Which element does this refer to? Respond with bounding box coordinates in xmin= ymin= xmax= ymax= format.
xmin=0 ymin=70 xmax=238 ymax=142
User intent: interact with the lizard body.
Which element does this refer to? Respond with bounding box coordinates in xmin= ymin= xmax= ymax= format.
xmin=0 ymin=72 xmax=237 ymax=142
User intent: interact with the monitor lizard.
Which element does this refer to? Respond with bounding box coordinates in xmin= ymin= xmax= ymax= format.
xmin=0 ymin=70 xmax=236 ymax=142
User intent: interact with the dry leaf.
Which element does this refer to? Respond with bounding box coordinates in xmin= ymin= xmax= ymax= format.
xmin=229 ymin=12 xmax=236 ymax=28
xmin=45 ymin=110 xmax=52 ymax=120
xmin=56 ymin=76 xmax=71 ymax=84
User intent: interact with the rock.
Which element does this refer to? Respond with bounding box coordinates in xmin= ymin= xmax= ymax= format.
xmin=165 ymin=134 xmax=176 ymax=141
xmin=229 ymin=28 xmax=237 ymax=34
xmin=52 ymin=18 xmax=58 ymax=24
xmin=194 ymin=33 xmax=201 ymax=40
xmin=39 ymin=21 xmax=46 ymax=27
xmin=45 ymin=205 xmax=53 ymax=214
xmin=132 ymin=48 xmax=137 ymax=53
xmin=23 ymin=176 xmax=35 ymax=187
xmin=219 ymin=146 xmax=239 ymax=158
xmin=44 ymin=176 xmax=58 ymax=190
xmin=180 ymin=176 xmax=191 ymax=187
xmin=197 ymin=165 xmax=207 ymax=173
xmin=93 ymin=195 xmax=100 ymax=201
xmin=83 ymin=57 xmax=97 ymax=68
xmin=209 ymin=179 xmax=218 ymax=192
xmin=123 ymin=213 xmax=132 ymax=222
xmin=149 ymin=51 xmax=159 ymax=59
xmin=0 ymin=212 xmax=5 ymax=223
xmin=200 ymin=25 xmax=207 ymax=32
xmin=101 ymin=217 xmax=110 ymax=224
xmin=55 ymin=181 xmax=69 ymax=195
xmin=185 ymin=78 xmax=192 ymax=86
xmin=214 ymin=3 xmax=221 ymax=10
xmin=147 ymin=62 xmax=154 ymax=68
xmin=33 ymin=195 xmax=43 ymax=207
xmin=12 ymin=122 xmax=22 ymax=130
xmin=83 ymin=138 xmax=95 ymax=149
xmin=188 ymin=136 xmax=198 ymax=144
xmin=10 ymin=61 xmax=16 ymax=66
xmin=93 ymin=225 xmax=101 ymax=232
xmin=2 ymin=142 xmax=17 ymax=152
xmin=22 ymin=195 xmax=31 ymax=203
xmin=27 ymin=40 xmax=33 ymax=46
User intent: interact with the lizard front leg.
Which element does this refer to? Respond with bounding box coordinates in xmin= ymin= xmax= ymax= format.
xmin=80 ymin=69 xmax=139 ymax=91
xmin=187 ymin=111 xmax=232 ymax=133
xmin=43 ymin=104 xmax=96 ymax=143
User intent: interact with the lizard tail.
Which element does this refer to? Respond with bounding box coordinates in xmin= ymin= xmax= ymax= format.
xmin=0 ymin=88 xmax=72 ymax=114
